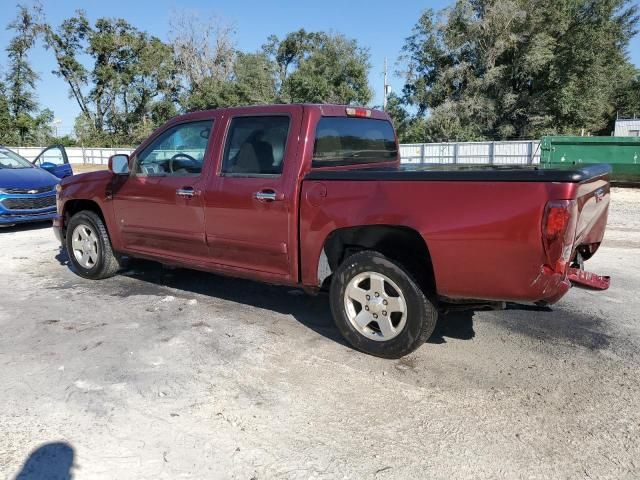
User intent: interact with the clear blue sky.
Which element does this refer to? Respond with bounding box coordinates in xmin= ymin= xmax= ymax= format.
xmin=1 ymin=0 xmax=639 ymax=136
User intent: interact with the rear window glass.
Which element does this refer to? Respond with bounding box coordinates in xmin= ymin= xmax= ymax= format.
xmin=312 ymin=117 xmax=398 ymax=167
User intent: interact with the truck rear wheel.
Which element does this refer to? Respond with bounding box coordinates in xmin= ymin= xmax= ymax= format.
xmin=330 ymin=250 xmax=437 ymax=359
xmin=66 ymin=210 xmax=120 ymax=280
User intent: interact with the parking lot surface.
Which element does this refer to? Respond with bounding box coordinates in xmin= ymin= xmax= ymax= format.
xmin=1 ymin=188 xmax=639 ymax=479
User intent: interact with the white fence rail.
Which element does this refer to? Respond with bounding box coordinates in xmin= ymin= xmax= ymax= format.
xmin=8 ymin=146 xmax=134 ymax=165
xmin=9 ymin=140 xmax=541 ymax=166
xmin=400 ymin=141 xmax=540 ymax=165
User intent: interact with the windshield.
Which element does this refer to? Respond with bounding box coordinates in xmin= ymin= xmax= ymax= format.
xmin=0 ymin=148 xmax=33 ymax=169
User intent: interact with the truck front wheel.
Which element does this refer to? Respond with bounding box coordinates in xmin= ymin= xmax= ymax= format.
xmin=330 ymin=251 xmax=438 ymax=359
xmin=65 ymin=210 xmax=120 ymax=280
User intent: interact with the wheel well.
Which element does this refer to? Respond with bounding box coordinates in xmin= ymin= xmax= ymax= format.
xmin=321 ymin=225 xmax=436 ymax=293
xmin=63 ymin=200 xmax=105 ymax=233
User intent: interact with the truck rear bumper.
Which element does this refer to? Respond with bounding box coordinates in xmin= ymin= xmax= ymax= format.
xmin=534 ymin=266 xmax=610 ymax=305
xmin=567 ymin=267 xmax=611 ymax=290
xmin=535 ymin=270 xmax=572 ymax=305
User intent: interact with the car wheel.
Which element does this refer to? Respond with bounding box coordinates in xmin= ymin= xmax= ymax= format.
xmin=330 ymin=250 xmax=438 ymax=359
xmin=66 ymin=210 xmax=120 ymax=279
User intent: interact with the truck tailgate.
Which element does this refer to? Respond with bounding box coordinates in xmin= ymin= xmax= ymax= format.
xmin=573 ymin=175 xmax=610 ymax=257
xmin=566 ymin=172 xmax=611 ymax=290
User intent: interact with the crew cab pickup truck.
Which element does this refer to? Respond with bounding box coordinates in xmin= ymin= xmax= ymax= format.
xmin=54 ymin=104 xmax=611 ymax=358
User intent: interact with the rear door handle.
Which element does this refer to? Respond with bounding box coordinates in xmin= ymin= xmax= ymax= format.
xmin=254 ymin=189 xmax=282 ymax=202
xmin=176 ymin=187 xmax=195 ymax=198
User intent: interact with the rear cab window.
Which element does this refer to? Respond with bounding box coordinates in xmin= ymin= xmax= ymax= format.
xmin=312 ymin=117 xmax=398 ymax=168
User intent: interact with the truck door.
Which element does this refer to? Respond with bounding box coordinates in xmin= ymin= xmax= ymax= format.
xmin=111 ymin=118 xmax=216 ymax=260
xmin=203 ymin=106 xmax=303 ymax=284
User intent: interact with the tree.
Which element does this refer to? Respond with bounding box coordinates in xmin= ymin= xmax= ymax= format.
xmin=0 ymin=81 xmax=18 ymax=144
xmin=615 ymin=69 xmax=640 ymax=119
xmin=266 ymin=30 xmax=372 ymax=105
xmin=5 ymin=4 xmax=42 ymax=143
xmin=169 ymin=11 xmax=236 ymax=94
xmin=384 ymin=92 xmax=426 ymax=143
xmin=43 ymin=12 xmax=179 ymax=145
xmin=398 ymin=0 xmax=640 ymax=141
xmin=184 ymin=52 xmax=277 ymax=110
xmin=184 ymin=27 xmax=371 ymax=110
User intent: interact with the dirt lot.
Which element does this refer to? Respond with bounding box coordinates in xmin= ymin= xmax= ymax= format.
xmin=70 ymin=163 xmax=108 ymax=173
xmin=1 ymin=188 xmax=639 ymax=479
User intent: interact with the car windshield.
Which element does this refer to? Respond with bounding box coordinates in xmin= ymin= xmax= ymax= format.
xmin=0 ymin=148 xmax=33 ymax=169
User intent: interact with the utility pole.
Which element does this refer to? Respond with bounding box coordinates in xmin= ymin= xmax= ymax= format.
xmin=383 ymin=57 xmax=389 ymax=110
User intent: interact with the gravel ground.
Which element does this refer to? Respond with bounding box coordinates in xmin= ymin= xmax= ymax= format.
xmin=0 ymin=188 xmax=639 ymax=479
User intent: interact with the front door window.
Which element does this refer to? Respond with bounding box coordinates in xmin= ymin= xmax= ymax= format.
xmin=135 ymin=120 xmax=213 ymax=177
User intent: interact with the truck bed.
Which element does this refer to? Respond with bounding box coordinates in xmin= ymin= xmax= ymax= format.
xmin=305 ymin=163 xmax=612 ymax=183
xmin=300 ymin=163 xmax=611 ymax=304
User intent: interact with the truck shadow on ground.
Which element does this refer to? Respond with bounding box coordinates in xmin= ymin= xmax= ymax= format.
xmin=14 ymin=442 xmax=74 ymax=480
xmin=107 ymin=258 xmax=481 ymax=347
xmin=55 ymin=254 xmax=611 ymax=352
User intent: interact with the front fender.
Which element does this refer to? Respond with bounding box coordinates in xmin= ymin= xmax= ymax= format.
xmin=56 ymin=171 xmax=122 ymax=250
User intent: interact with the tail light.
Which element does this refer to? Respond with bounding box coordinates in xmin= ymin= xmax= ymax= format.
xmin=542 ymin=200 xmax=578 ymax=274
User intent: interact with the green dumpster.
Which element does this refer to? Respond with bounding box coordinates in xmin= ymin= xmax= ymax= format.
xmin=540 ymin=136 xmax=640 ymax=184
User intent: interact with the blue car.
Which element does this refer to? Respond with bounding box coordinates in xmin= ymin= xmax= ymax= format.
xmin=0 ymin=145 xmax=73 ymax=227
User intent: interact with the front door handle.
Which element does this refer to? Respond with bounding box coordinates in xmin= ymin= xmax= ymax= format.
xmin=176 ymin=187 xmax=195 ymax=198
xmin=254 ymin=189 xmax=282 ymax=202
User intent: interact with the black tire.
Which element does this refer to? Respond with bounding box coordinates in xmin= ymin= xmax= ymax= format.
xmin=330 ymin=251 xmax=438 ymax=359
xmin=65 ymin=210 xmax=121 ymax=280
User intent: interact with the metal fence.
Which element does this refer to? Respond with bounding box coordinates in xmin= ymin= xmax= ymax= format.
xmin=8 ymin=146 xmax=134 ymax=164
xmin=400 ymin=141 xmax=540 ymax=165
xmin=9 ymin=140 xmax=541 ymax=166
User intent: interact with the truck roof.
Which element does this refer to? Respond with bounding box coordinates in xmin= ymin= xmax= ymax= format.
xmin=173 ymin=104 xmax=392 ymax=122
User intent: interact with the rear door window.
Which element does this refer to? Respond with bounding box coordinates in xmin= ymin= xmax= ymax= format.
xmin=221 ymin=116 xmax=291 ymax=176
xmin=312 ymin=117 xmax=398 ymax=167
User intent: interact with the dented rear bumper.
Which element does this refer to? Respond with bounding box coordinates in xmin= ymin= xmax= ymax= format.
xmin=567 ymin=267 xmax=611 ymax=290
xmin=531 ymin=265 xmax=610 ymax=305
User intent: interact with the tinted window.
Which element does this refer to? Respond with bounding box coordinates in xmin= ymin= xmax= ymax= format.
xmin=221 ymin=116 xmax=290 ymax=175
xmin=135 ymin=120 xmax=213 ymax=177
xmin=312 ymin=117 xmax=397 ymax=167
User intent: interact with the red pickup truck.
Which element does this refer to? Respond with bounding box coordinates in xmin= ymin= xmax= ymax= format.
xmin=54 ymin=104 xmax=611 ymax=358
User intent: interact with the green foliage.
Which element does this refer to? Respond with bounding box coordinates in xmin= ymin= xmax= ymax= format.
xmin=384 ymin=93 xmax=423 ymax=143
xmin=186 ymin=29 xmax=372 ymax=110
xmin=5 ymin=2 xmax=638 ymax=148
xmin=266 ymin=30 xmax=372 ymax=105
xmin=185 ymin=52 xmax=277 ymax=110
xmin=43 ymin=12 xmax=179 ymax=146
xmin=6 ymin=5 xmax=39 ymax=118
xmin=50 ymin=134 xmax=78 ymax=147
xmin=396 ymin=0 xmax=640 ymax=142
xmin=0 ymin=81 xmax=19 ymax=144
xmin=4 ymin=4 xmax=52 ymax=144
xmin=615 ymin=70 xmax=640 ymax=119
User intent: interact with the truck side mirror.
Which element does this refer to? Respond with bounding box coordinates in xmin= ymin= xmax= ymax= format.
xmin=109 ymin=154 xmax=130 ymax=175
